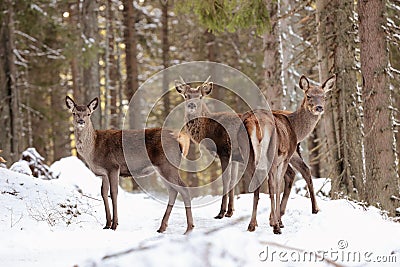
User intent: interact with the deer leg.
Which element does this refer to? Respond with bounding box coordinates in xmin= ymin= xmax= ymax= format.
xmin=276 ymin=162 xmax=288 ymax=230
xmin=215 ymin=157 xmax=230 ymax=219
xmin=268 ymin=169 xmax=281 ymax=235
xmin=157 ymin=185 xmax=178 ymax=233
xmin=101 ymin=176 xmax=112 ymax=229
xmin=226 ymin=162 xmax=239 ymax=217
xmin=176 ymin=186 xmax=194 ymax=234
xmin=109 ymin=169 xmax=119 ymax=230
xmin=280 ymin=164 xmax=296 ymax=218
xmin=291 ymin=153 xmax=320 ymax=214
xmin=247 ymin=187 xmax=260 ymax=232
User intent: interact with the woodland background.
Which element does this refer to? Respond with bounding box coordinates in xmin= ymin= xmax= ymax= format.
xmin=1 ymin=0 xmax=400 ymax=215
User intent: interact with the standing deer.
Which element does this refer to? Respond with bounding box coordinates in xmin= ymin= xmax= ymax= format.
xmin=175 ymin=77 xmax=244 ymax=219
xmin=65 ymin=96 xmax=194 ymax=234
xmin=175 ymin=77 xmax=324 ymax=221
xmin=244 ymin=75 xmax=336 ymax=234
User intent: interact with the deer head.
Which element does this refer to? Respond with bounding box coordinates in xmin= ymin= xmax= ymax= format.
xmin=65 ymin=96 xmax=99 ymax=130
xmin=299 ymin=75 xmax=336 ymax=116
xmin=175 ymin=76 xmax=213 ymax=119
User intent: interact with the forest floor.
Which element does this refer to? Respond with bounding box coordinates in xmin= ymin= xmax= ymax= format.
xmin=1 ymin=156 xmax=399 ymax=267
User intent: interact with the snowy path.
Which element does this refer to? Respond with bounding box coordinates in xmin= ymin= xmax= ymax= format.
xmin=1 ymin=157 xmax=399 ymax=267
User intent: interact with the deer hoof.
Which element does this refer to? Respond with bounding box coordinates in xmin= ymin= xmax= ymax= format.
xmin=273 ymin=225 xmax=282 ymax=235
xmin=111 ymin=223 xmax=118 ymax=231
xmin=184 ymin=225 xmax=194 ymax=235
xmin=312 ymin=208 xmax=320 ymax=214
xmin=103 ymin=225 xmax=111 ymax=230
xmin=157 ymin=223 xmax=168 ymax=233
xmin=225 ymin=210 xmax=234 ymax=217
xmin=279 ymin=220 xmax=284 ymax=228
xmin=214 ymin=213 xmax=225 ymax=219
xmin=247 ymin=220 xmax=258 ymax=232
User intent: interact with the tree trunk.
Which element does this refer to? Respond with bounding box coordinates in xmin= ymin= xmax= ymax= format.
xmin=280 ymin=0 xmax=298 ymax=111
xmin=123 ymin=0 xmax=140 ymax=129
xmin=68 ymin=2 xmax=83 ymax=101
xmin=263 ymin=0 xmax=282 ymax=110
xmin=3 ymin=0 xmax=19 ymax=162
xmin=359 ymin=0 xmax=400 ymax=214
xmin=205 ymin=30 xmax=218 ymax=100
xmin=81 ymin=0 xmax=101 ymax=129
xmin=51 ymin=87 xmax=70 ymax=161
xmin=331 ymin=0 xmax=364 ymax=199
xmin=161 ymin=0 xmax=170 ymax=120
xmin=316 ymin=0 xmax=337 ymax=180
xmin=0 ymin=1 xmax=11 ymax=162
xmin=107 ymin=0 xmax=118 ymax=129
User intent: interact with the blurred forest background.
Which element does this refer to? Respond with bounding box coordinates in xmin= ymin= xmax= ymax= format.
xmin=1 ymin=0 xmax=400 ymax=214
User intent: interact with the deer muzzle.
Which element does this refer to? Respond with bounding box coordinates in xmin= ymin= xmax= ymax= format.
xmin=315 ymin=106 xmax=324 ymax=113
xmin=187 ymin=102 xmax=197 ymax=113
xmin=76 ymin=119 xmax=85 ymax=127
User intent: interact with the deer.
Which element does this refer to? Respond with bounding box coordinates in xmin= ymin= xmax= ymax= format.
xmin=243 ymin=74 xmax=336 ymax=234
xmin=174 ymin=76 xmax=327 ymax=222
xmin=175 ymin=77 xmax=244 ymax=220
xmin=65 ymin=96 xmax=194 ymax=234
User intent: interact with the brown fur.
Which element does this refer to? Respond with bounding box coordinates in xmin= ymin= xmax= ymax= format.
xmin=244 ymin=75 xmax=335 ymax=234
xmin=66 ymin=96 xmax=194 ymax=234
xmin=176 ymin=80 xmax=250 ymax=218
xmin=176 ymin=79 xmax=326 ymax=220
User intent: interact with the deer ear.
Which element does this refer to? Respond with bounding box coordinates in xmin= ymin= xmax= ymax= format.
xmin=66 ymin=96 xmax=76 ymax=111
xmin=175 ymin=80 xmax=187 ymax=95
xmin=87 ymin=97 xmax=99 ymax=113
xmin=299 ymin=75 xmax=309 ymax=91
xmin=322 ymin=75 xmax=336 ymax=93
xmin=201 ymin=82 xmax=213 ymax=96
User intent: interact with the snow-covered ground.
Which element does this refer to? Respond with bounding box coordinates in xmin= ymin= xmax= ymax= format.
xmin=0 ymin=156 xmax=399 ymax=267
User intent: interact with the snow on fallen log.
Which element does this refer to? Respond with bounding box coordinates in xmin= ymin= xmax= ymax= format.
xmin=10 ymin=148 xmax=59 ymax=180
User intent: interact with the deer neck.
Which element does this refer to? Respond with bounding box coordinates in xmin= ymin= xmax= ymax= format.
xmin=287 ymin=104 xmax=321 ymax=143
xmin=74 ymin=121 xmax=97 ymax=158
xmin=184 ymin=103 xmax=211 ymax=143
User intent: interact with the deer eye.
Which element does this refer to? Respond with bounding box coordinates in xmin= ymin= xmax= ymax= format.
xmin=72 ymin=112 xmax=76 ymax=116
xmin=306 ymin=95 xmax=311 ymax=100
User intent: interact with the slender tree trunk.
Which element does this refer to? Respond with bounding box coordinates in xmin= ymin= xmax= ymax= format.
xmin=205 ymin=30 xmax=218 ymax=100
xmin=123 ymin=0 xmax=140 ymax=129
xmin=81 ymin=0 xmax=101 ymax=129
xmin=51 ymin=87 xmax=70 ymax=161
xmin=69 ymin=2 xmax=83 ymax=101
xmin=0 ymin=1 xmax=11 ymax=161
xmin=280 ymin=0 xmax=298 ymax=111
xmin=161 ymin=0 xmax=170 ymax=120
xmin=116 ymin=24 xmax=124 ymax=129
xmin=359 ymin=0 xmax=400 ymax=214
xmin=4 ymin=0 xmax=19 ymax=162
xmin=263 ymin=0 xmax=282 ymax=110
xmin=107 ymin=0 xmax=118 ymax=129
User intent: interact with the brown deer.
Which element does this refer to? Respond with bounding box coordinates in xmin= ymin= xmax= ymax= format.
xmin=243 ymin=75 xmax=336 ymax=234
xmin=175 ymin=77 xmax=323 ymax=221
xmin=175 ymin=77 xmax=245 ymax=219
xmin=65 ymin=96 xmax=194 ymax=234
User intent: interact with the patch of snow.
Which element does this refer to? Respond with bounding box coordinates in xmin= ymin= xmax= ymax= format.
xmin=10 ymin=160 xmax=32 ymax=176
xmin=1 ymin=158 xmax=400 ymax=267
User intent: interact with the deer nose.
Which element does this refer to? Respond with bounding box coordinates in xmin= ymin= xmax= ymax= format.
xmin=77 ymin=119 xmax=85 ymax=124
xmin=188 ymin=102 xmax=197 ymax=110
xmin=315 ymin=106 xmax=324 ymax=112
